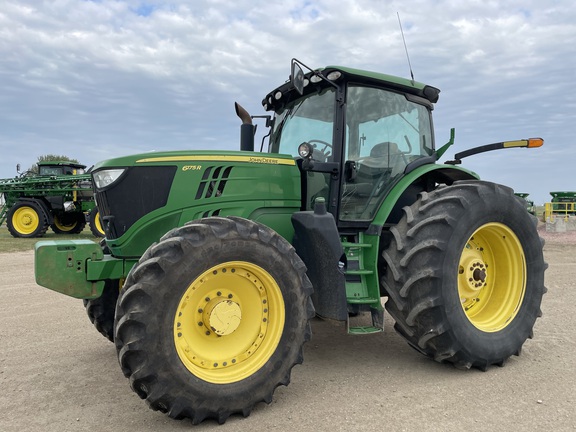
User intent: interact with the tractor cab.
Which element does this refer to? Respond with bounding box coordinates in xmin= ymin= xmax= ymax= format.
xmin=263 ymin=61 xmax=439 ymax=227
xmin=37 ymin=161 xmax=87 ymax=176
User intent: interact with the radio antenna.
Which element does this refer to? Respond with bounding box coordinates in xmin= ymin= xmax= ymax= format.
xmin=397 ymin=12 xmax=415 ymax=84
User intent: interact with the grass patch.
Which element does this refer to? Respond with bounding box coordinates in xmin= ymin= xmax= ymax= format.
xmin=0 ymin=225 xmax=99 ymax=253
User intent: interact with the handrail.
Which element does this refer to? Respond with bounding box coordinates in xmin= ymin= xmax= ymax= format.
xmin=544 ymin=202 xmax=576 ymax=222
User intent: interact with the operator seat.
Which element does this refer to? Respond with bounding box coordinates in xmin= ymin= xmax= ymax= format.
xmin=350 ymin=142 xmax=404 ymax=198
xmin=362 ymin=142 xmax=400 ymax=168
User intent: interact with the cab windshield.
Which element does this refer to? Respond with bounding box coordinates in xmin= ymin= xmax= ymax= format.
xmin=268 ymin=88 xmax=336 ymax=210
xmin=268 ymin=87 xmax=335 ymax=163
xmin=39 ymin=166 xmax=65 ymax=176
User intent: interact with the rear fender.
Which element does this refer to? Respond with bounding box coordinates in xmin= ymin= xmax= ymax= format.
xmin=372 ymin=164 xmax=479 ymax=226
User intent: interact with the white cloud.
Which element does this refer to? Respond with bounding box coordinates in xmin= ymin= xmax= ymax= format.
xmin=0 ymin=0 xmax=575 ymax=205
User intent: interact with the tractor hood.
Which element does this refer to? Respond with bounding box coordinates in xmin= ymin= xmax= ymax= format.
xmin=91 ymin=150 xmax=301 ymax=257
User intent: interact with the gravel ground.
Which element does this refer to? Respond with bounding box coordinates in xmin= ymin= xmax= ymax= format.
xmin=1 ymin=227 xmax=575 ymax=432
xmin=539 ymin=221 xmax=576 ymax=244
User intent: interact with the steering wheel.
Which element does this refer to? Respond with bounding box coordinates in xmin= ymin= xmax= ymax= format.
xmin=307 ymin=139 xmax=333 ymax=160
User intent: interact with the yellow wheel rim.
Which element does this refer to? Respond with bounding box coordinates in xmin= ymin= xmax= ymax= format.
xmin=94 ymin=211 xmax=105 ymax=236
xmin=458 ymin=223 xmax=526 ymax=332
xmin=12 ymin=206 xmax=40 ymax=235
xmin=174 ymin=261 xmax=285 ymax=384
xmin=53 ymin=215 xmax=78 ymax=232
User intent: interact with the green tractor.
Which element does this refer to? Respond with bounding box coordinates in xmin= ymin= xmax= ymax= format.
xmin=0 ymin=161 xmax=105 ymax=237
xmin=35 ymin=60 xmax=546 ymax=424
xmin=515 ymin=192 xmax=535 ymax=215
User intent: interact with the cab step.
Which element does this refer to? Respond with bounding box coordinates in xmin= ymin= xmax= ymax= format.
xmin=347 ymin=305 xmax=383 ymax=335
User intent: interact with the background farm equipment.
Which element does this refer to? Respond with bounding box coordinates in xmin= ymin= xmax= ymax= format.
xmin=544 ymin=191 xmax=576 ymax=232
xmin=0 ymin=161 xmax=104 ymax=237
xmin=515 ymin=192 xmax=535 ymax=214
xmin=546 ymin=191 xmax=576 ymax=217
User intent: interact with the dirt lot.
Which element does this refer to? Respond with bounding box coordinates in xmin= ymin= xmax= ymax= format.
xmin=1 ymin=228 xmax=575 ymax=432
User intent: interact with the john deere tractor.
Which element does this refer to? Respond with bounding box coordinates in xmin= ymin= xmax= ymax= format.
xmin=35 ymin=60 xmax=546 ymax=424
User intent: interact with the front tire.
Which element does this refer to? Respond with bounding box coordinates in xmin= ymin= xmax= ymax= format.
xmin=6 ymin=201 xmax=49 ymax=238
xmin=382 ymin=180 xmax=546 ymax=370
xmin=51 ymin=213 xmax=86 ymax=234
xmin=114 ymin=216 xmax=313 ymax=423
xmin=89 ymin=207 xmax=105 ymax=237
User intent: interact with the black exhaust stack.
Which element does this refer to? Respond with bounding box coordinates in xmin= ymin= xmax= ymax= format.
xmin=235 ymin=102 xmax=254 ymax=152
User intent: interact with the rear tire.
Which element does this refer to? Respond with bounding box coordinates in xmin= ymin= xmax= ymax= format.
xmin=114 ymin=216 xmax=313 ymax=424
xmin=382 ymin=180 xmax=547 ymax=370
xmin=6 ymin=201 xmax=49 ymax=238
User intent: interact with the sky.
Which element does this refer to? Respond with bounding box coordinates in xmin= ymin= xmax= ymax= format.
xmin=0 ymin=0 xmax=574 ymax=205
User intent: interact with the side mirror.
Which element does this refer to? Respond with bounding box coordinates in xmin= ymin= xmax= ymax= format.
xmin=291 ymin=61 xmax=305 ymax=95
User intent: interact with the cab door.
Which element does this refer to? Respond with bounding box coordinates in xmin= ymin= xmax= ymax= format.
xmin=339 ymin=85 xmax=434 ymax=223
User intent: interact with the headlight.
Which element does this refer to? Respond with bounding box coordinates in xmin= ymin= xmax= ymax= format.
xmin=326 ymin=71 xmax=342 ymax=81
xmin=93 ymin=169 xmax=125 ymax=189
xmin=298 ymin=142 xmax=313 ymax=159
xmin=310 ymin=74 xmax=322 ymax=83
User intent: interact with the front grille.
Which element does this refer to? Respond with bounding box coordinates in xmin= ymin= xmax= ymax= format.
xmin=95 ymin=166 xmax=177 ymax=239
